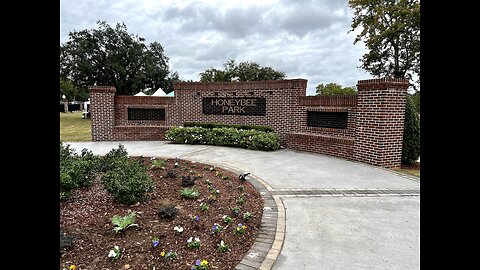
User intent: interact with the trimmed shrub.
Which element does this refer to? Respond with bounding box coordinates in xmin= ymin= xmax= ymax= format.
xmin=101 ymin=158 xmax=154 ymax=205
xmin=60 ymin=142 xmax=99 ymax=199
xmin=98 ymin=144 xmax=129 ymax=172
xmin=166 ymin=127 xmax=280 ymax=151
xmin=183 ymin=122 xmax=274 ymax=133
xmin=402 ymin=96 xmax=420 ymax=164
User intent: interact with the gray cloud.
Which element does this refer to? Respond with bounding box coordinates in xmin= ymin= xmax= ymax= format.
xmin=60 ymin=0 xmax=371 ymax=95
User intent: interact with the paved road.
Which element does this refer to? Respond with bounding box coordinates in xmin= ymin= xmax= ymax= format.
xmin=65 ymin=141 xmax=420 ymax=270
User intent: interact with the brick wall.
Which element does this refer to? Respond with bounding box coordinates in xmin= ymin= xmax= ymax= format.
xmin=172 ymin=79 xmax=307 ymax=143
xmin=286 ymin=94 xmax=357 ymax=158
xmin=353 ymin=78 xmax=408 ymax=168
xmin=89 ymin=78 xmax=408 ymax=168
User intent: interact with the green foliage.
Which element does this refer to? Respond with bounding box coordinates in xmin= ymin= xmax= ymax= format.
xmin=98 ymin=144 xmax=129 ymax=172
xmin=402 ymin=96 xmax=420 ymax=164
xmin=60 ymin=77 xmax=88 ymax=101
xmin=349 ymin=0 xmax=420 ymax=89
xmin=218 ymin=240 xmax=229 ymax=253
xmin=410 ymin=91 xmax=420 ymax=113
xmin=166 ymin=127 xmax=280 ymax=151
xmin=111 ymin=212 xmax=138 ymax=233
xmin=315 ymin=83 xmax=357 ymax=95
xmin=183 ymin=122 xmax=274 ymax=133
xmin=60 ymin=142 xmax=99 ymax=199
xmin=200 ymin=202 xmax=209 ymax=211
xmin=60 ymin=21 xmax=179 ymax=95
xmin=150 ymin=158 xmax=167 ymax=170
xmin=101 ymin=158 xmax=154 ymax=205
xmin=199 ymin=59 xmax=286 ymax=82
xmin=158 ymin=205 xmax=178 ymax=219
xmin=243 ymin=211 xmax=252 ymax=221
xmin=180 ymin=188 xmax=200 ymax=199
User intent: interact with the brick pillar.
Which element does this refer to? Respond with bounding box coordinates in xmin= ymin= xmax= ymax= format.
xmin=89 ymin=86 xmax=116 ymax=141
xmin=353 ymin=78 xmax=409 ymax=168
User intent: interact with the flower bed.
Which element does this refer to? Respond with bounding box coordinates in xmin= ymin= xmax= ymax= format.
xmin=60 ymin=156 xmax=263 ymax=269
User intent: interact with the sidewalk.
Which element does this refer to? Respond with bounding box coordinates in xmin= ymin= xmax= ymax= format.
xmin=66 ymin=141 xmax=420 ymax=270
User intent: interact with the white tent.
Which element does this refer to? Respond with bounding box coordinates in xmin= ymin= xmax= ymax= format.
xmin=134 ymin=91 xmax=148 ymax=96
xmin=151 ymin=88 xmax=167 ymax=96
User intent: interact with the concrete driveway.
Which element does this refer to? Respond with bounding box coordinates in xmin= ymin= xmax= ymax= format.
xmin=65 ymin=141 xmax=420 ymax=270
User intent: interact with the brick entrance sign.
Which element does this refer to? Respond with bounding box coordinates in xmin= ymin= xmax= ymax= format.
xmin=89 ymin=78 xmax=408 ymax=168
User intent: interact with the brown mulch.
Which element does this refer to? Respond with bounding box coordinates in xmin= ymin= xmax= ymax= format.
xmin=60 ymin=157 xmax=263 ymax=270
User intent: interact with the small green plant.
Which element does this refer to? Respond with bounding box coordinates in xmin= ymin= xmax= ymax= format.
xmin=221 ymin=175 xmax=230 ymax=180
xmin=187 ymin=237 xmax=201 ymax=249
xmin=243 ymin=211 xmax=252 ymax=221
xmin=231 ymin=206 xmax=241 ymax=216
xmin=181 ymin=175 xmax=195 ymax=187
xmin=111 ymin=212 xmax=138 ymax=233
xmin=211 ymin=223 xmax=223 ymax=234
xmin=180 ymin=188 xmax=200 ymax=199
xmin=158 ymin=205 xmax=178 ymax=219
xmin=234 ymin=223 xmax=247 ymax=235
xmin=152 ymin=237 xmax=160 ymax=248
xmin=203 ymin=166 xmax=210 ymax=171
xmin=174 ymin=225 xmax=184 ymax=234
xmin=207 ymin=194 xmax=217 ymax=203
xmin=222 ymin=215 xmax=232 ymax=224
xmin=218 ymin=240 xmax=229 ymax=253
xmin=192 ymin=259 xmax=209 ymax=270
xmin=200 ymin=202 xmax=209 ymax=211
xmin=161 ymin=250 xmax=177 ymax=260
xmin=150 ymin=158 xmax=167 ymax=170
xmin=191 ymin=214 xmax=200 ymax=222
xmin=236 ymin=196 xmax=245 ymax=205
xmin=107 ymin=245 xmax=121 ymax=260
xmin=237 ymin=185 xmax=245 ymax=191
xmin=215 ymin=171 xmax=222 ymax=177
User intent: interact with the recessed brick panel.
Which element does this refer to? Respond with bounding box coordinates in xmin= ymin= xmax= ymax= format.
xmin=307 ymin=111 xmax=348 ymax=129
xmin=128 ymin=108 xmax=165 ymax=121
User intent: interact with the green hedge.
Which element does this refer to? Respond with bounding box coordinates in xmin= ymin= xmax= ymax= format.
xmin=183 ymin=122 xmax=275 ymax=133
xmin=60 ymin=142 xmax=99 ymax=199
xmin=166 ymin=127 xmax=280 ymax=151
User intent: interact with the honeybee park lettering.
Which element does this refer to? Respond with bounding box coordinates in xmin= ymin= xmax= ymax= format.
xmin=202 ymin=97 xmax=266 ymax=116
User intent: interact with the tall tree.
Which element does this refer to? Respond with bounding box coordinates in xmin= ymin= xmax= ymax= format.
xmin=199 ymin=59 xmax=286 ymax=82
xmin=60 ymin=21 xmax=178 ymax=95
xmin=316 ymin=83 xmax=357 ymax=95
xmin=60 ymin=77 xmax=88 ymax=101
xmin=348 ymin=0 xmax=420 ymax=90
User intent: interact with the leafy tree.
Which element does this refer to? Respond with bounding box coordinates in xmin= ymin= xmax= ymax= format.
xmin=60 ymin=21 xmax=179 ymax=95
xmin=315 ymin=83 xmax=357 ymax=95
xmin=410 ymin=91 xmax=420 ymax=113
xmin=60 ymin=77 xmax=88 ymax=101
xmin=348 ymin=0 xmax=420 ymax=90
xmin=199 ymin=59 xmax=286 ymax=82
xmin=401 ymin=95 xmax=420 ymax=164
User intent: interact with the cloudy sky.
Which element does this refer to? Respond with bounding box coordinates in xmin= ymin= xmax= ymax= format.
xmin=60 ymin=0 xmax=371 ymax=96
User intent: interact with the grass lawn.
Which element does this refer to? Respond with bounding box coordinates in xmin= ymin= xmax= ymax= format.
xmin=60 ymin=111 xmax=92 ymax=141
